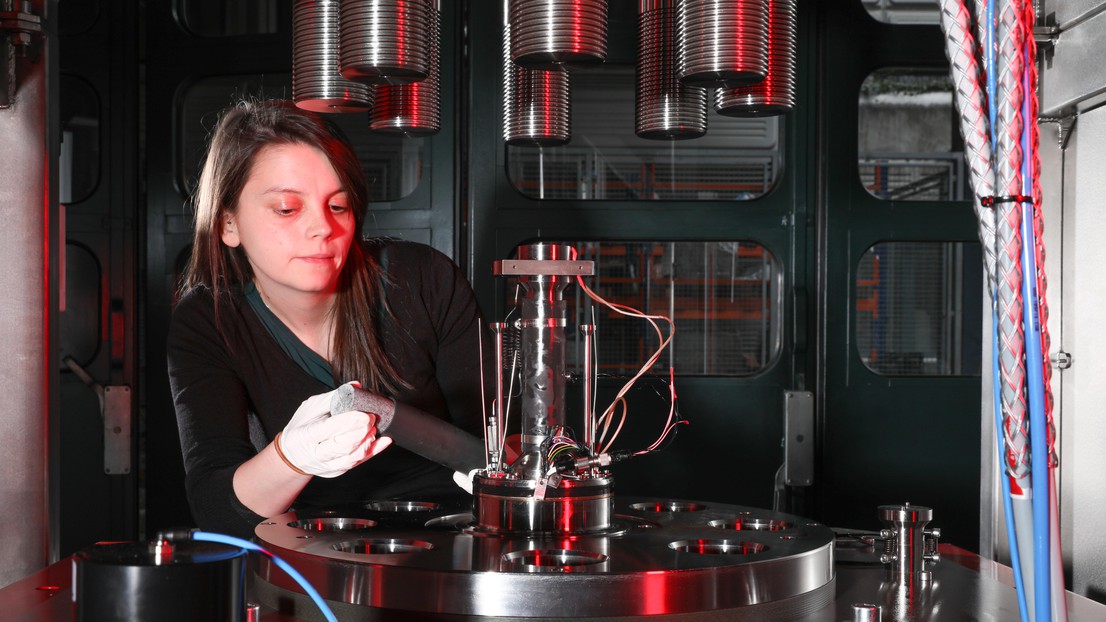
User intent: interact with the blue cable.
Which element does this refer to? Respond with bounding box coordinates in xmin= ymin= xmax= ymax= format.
xmin=1019 ymin=37 xmax=1053 ymax=622
xmin=995 ymin=318 xmax=1031 ymax=622
xmin=192 ymin=530 xmax=339 ymax=622
xmin=984 ymin=1 xmax=1030 ymax=620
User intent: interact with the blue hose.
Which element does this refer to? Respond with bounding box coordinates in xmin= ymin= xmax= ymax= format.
xmin=994 ymin=318 xmax=1031 ymax=622
xmin=984 ymin=1 xmax=1030 ymax=620
xmin=1019 ymin=40 xmax=1052 ymax=622
xmin=192 ymin=530 xmax=339 ymax=622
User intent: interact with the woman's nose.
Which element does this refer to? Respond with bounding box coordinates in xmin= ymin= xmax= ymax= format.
xmin=306 ymin=205 xmax=335 ymax=238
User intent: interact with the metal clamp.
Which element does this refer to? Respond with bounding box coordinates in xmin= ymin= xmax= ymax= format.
xmin=63 ymin=356 xmax=132 ymax=475
xmin=0 ymin=0 xmax=45 ymax=108
xmin=876 ymin=503 xmax=940 ymax=585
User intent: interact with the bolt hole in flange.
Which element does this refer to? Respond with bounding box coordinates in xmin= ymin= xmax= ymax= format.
xmin=332 ymin=539 xmax=435 ymax=554
xmin=630 ymin=501 xmax=706 ymax=512
xmin=290 ymin=517 xmax=378 ymax=532
xmin=669 ymin=539 xmax=767 ymax=555
xmin=709 ymin=518 xmax=792 ymax=531
xmin=502 ymin=549 xmax=609 ymax=572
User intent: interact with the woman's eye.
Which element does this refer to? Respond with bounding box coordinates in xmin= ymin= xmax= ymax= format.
xmin=329 ymin=204 xmax=349 ymax=213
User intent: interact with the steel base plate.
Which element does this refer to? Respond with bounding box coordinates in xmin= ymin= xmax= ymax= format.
xmin=254 ymin=496 xmax=835 ymax=619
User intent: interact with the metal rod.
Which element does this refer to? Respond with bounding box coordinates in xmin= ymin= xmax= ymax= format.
xmin=581 ymin=324 xmax=596 ymax=453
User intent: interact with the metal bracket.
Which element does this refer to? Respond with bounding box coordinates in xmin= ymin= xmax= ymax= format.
xmin=0 ymin=1 xmax=44 ymax=109
xmin=63 ymin=356 xmax=133 ymax=475
xmin=1032 ymin=25 xmax=1059 ymax=52
xmin=783 ymin=390 xmax=814 ymax=486
xmin=1051 ymin=350 xmax=1072 ymax=370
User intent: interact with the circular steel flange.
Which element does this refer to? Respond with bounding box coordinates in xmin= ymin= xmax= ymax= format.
xmin=253 ymin=496 xmax=835 ymax=619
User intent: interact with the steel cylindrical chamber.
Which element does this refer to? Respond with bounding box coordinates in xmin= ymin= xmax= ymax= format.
xmin=473 ymin=474 xmax=614 ymax=534
xmin=493 ymin=244 xmax=594 ymax=479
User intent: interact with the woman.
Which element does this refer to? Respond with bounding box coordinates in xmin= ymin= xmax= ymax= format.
xmin=168 ymin=100 xmax=486 ymax=537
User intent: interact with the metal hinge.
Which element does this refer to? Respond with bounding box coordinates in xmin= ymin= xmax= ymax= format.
xmin=1051 ymin=350 xmax=1072 ymax=370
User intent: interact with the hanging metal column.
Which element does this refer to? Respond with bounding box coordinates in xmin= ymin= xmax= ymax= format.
xmin=293 ymin=0 xmax=374 ymax=113
xmin=339 ymin=0 xmax=433 ymax=84
xmin=637 ymin=0 xmax=707 ymax=139
xmin=715 ymin=0 xmax=798 ymax=116
xmin=370 ymin=0 xmax=441 ymax=135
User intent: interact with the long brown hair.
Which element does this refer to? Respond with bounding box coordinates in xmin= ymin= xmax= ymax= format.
xmin=183 ymin=99 xmax=405 ymax=393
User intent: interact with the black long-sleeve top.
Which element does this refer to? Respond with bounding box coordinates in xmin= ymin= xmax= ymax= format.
xmin=168 ymin=240 xmax=487 ymax=538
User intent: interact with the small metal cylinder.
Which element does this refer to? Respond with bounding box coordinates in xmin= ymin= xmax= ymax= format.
xmin=878 ymin=503 xmax=934 ymax=585
xmin=851 ymin=602 xmax=882 ymax=622
xmin=292 ymin=0 xmax=374 ymax=112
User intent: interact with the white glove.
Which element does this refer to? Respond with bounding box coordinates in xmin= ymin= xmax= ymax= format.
xmin=452 ymin=469 xmax=479 ymax=495
xmin=276 ymin=382 xmax=393 ymax=478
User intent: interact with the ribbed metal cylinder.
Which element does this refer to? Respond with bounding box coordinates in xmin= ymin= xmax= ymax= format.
xmin=676 ymin=0 xmax=769 ymax=88
xmin=637 ymin=0 xmax=707 ymax=140
xmin=715 ymin=0 xmax=797 ymax=116
xmin=293 ymin=0 xmax=374 ymax=113
xmin=338 ymin=0 xmax=433 ymax=85
xmin=503 ymin=23 xmax=572 ymax=146
xmin=370 ymin=2 xmax=440 ymax=135
xmin=509 ymin=0 xmax=608 ymax=68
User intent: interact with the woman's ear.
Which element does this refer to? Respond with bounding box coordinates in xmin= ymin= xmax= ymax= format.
xmin=221 ymin=215 xmax=241 ymax=247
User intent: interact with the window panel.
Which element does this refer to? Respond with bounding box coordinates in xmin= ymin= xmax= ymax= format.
xmin=506 ymin=241 xmax=780 ymax=377
xmin=858 ymin=69 xmax=966 ymax=202
xmin=855 ymin=241 xmax=982 ymax=376
xmin=507 ymin=66 xmax=782 ymax=202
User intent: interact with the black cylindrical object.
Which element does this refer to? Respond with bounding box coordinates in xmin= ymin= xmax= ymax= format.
xmin=330 ymin=384 xmax=487 ymax=474
xmin=74 ymin=540 xmax=246 ymax=622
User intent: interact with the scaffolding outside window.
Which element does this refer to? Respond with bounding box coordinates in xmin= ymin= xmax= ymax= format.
xmin=858 ymin=68 xmax=966 ymax=202
xmin=506 ymin=66 xmax=782 ymax=202
xmin=855 ymin=241 xmax=983 ymax=376
xmin=507 ymin=241 xmax=781 ymax=378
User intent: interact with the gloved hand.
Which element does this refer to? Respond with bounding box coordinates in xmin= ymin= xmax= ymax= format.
xmin=452 ymin=468 xmax=479 ymax=495
xmin=275 ymin=382 xmax=393 ymax=478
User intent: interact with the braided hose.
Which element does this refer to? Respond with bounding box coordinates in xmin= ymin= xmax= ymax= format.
xmin=1019 ymin=2 xmax=1056 ymax=464
xmin=994 ymin=0 xmax=1029 ymax=480
xmin=938 ymin=0 xmax=997 ymax=297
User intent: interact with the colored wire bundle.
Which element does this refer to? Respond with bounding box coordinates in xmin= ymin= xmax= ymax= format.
xmin=570 ymin=246 xmax=683 ymax=458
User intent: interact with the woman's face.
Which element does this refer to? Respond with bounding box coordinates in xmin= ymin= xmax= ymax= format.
xmin=221 ymin=142 xmax=356 ymax=302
